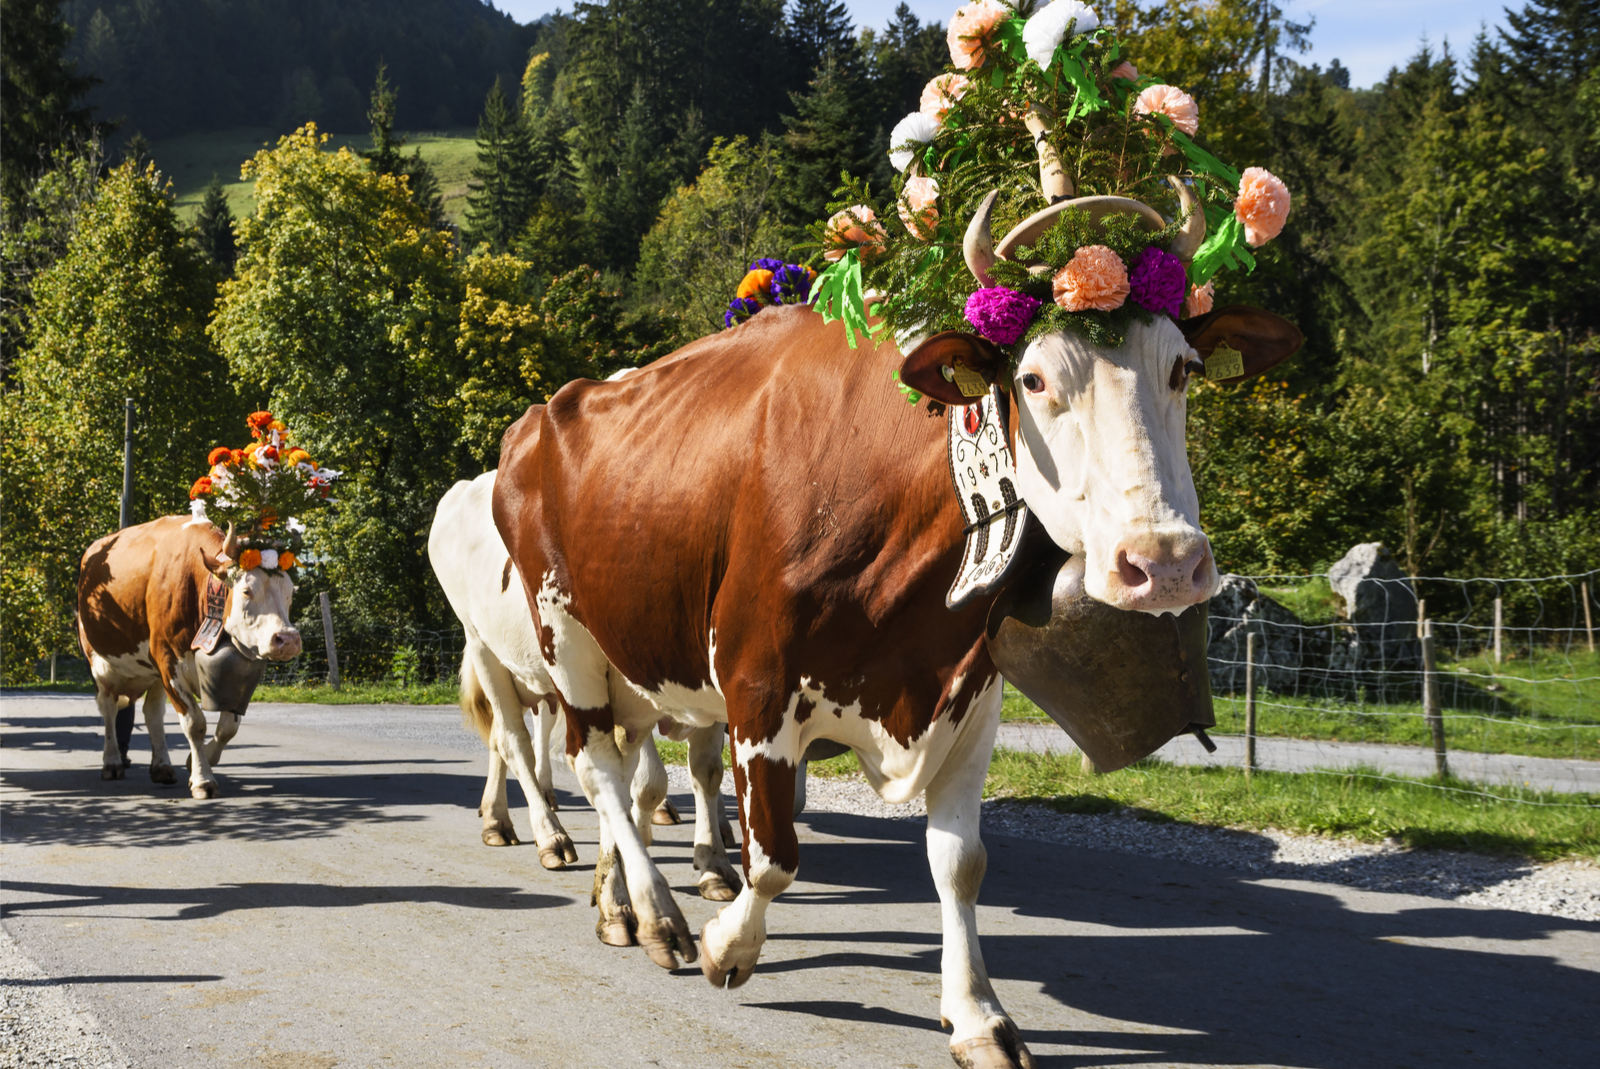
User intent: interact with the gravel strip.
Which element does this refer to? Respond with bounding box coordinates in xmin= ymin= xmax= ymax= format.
xmin=667 ymin=765 xmax=1600 ymax=924
xmin=0 ymin=928 xmax=128 ymax=1069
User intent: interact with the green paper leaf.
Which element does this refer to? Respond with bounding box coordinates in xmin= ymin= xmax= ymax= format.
xmin=1170 ymin=130 xmax=1241 ymax=188
xmin=809 ymin=249 xmax=881 ymax=349
xmin=1190 ymin=212 xmax=1254 ymax=285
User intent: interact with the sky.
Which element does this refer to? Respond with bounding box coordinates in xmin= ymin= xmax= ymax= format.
xmin=487 ymin=0 xmax=1518 ymax=88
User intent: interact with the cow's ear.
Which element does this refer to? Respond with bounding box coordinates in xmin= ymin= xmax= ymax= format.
xmin=1179 ymin=305 xmax=1303 ymax=384
xmin=205 ymin=548 xmax=234 ymax=579
xmin=900 ymin=331 xmax=1007 ymax=406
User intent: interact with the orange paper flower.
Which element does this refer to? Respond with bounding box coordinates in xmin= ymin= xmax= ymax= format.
xmin=1184 ymin=280 xmax=1215 ymax=318
xmin=238 ymin=548 xmax=262 ymax=571
xmin=247 ymin=411 xmax=274 ymax=438
xmin=1134 ymin=84 xmax=1199 ymax=136
xmin=278 ymin=551 xmax=298 ymax=570
xmin=919 ymin=73 xmax=970 ymax=119
xmin=1053 ymin=246 xmax=1130 ymax=312
xmin=1235 ymin=167 xmax=1290 ymax=246
xmin=947 ymin=0 xmax=1009 ymax=71
xmin=189 ymin=476 xmax=213 ymax=499
xmin=823 ymin=206 xmax=888 ymax=263
xmin=898 ymin=175 xmax=940 ymax=239
xmin=283 ymin=448 xmax=310 ymax=467
xmin=736 ymin=269 xmax=775 ymax=300
xmin=1110 ymin=61 xmax=1139 ymax=82
xmin=207 ymin=446 xmax=233 ymax=466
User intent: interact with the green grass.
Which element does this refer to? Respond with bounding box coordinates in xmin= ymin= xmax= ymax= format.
xmin=1002 ymin=647 xmax=1600 ymax=761
xmin=148 ymin=126 xmax=481 ymax=225
xmin=650 ymin=741 xmax=1600 ymax=860
xmin=1255 ymin=575 xmax=1342 ymax=624
xmin=252 ymin=680 xmax=461 ymax=705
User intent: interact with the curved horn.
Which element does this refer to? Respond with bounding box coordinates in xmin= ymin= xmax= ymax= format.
xmin=1024 ymin=106 xmax=1073 ymax=203
xmin=964 ymin=189 xmax=1000 ymax=288
xmin=1167 ymin=175 xmax=1207 ymax=262
xmin=220 ymin=522 xmax=239 ymax=563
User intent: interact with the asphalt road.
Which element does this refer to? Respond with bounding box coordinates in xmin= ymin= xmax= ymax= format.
xmin=3 ymin=694 xmax=1598 ymax=1069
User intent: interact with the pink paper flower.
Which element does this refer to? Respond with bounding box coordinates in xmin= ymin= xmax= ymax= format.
xmin=1052 ymin=245 xmax=1130 ymax=312
xmin=898 ymin=175 xmax=940 ymax=239
xmin=947 ymin=0 xmax=1009 ymax=71
xmin=824 ymin=205 xmax=888 ymax=262
xmin=1134 ymin=84 xmax=1199 ymax=136
xmin=919 ymin=73 xmax=970 ymax=119
xmin=1234 ymin=167 xmax=1291 ymax=246
xmin=1110 ymin=61 xmax=1139 ymax=82
xmin=1183 ymin=280 xmax=1214 ymax=319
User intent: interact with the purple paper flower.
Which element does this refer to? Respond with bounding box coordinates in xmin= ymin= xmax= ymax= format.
xmin=964 ymin=286 xmax=1041 ymax=345
xmin=724 ymin=297 xmax=763 ymax=328
xmin=769 ymin=263 xmax=816 ymax=305
xmin=1127 ymin=247 xmax=1187 ymax=318
xmin=748 ymin=257 xmax=786 ymax=273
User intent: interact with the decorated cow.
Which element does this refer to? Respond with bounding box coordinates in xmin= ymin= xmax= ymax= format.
xmin=77 ymin=411 xmax=337 ymax=798
xmin=492 ymin=8 xmax=1300 ymax=1068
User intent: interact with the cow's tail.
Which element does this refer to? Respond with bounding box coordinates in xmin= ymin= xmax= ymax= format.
xmin=458 ymin=650 xmax=496 ymax=746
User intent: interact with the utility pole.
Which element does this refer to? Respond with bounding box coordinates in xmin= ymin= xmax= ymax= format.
xmin=119 ymin=398 xmax=135 ymax=530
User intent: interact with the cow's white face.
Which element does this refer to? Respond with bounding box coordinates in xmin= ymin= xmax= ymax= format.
xmin=1011 ymin=317 xmax=1217 ymax=615
xmin=226 ymin=568 xmax=302 ymax=661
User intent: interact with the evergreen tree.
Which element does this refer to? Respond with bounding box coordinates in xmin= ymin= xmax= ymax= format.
xmin=0 ymin=0 xmax=98 ymax=205
xmin=781 ymin=55 xmax=873 ymax=226
xmin=361 ymin=62 xmax=447 ymax=229
xmin=193 ymin=175 xmax=238 ymax=274
xmin=463 ymin=78 xmax=536 ymax=253
xmin=1500 ymin=0 xmax=1599 ymax=88
xmin=784 ymin=0 xmax=859 ymax=80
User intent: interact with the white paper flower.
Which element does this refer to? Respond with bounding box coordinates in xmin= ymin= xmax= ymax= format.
xmin=888 ymin=111 xmax=941 ymax=171
xmin=186 ymin=498 xmax=208 ymax=526
xmin=1023 ymin=1 xmax=1100 ymax=68
xmin=286 ymin=517 xmax=306 ymax=534
xmin=259 ymin=548 xmax=280 ymax=570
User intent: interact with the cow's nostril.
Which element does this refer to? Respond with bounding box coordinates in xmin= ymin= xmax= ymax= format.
xmin=1116 ymin=551 xmax=1149 ymax=589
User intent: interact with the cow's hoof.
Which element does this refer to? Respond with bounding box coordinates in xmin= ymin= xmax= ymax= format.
xmin=637 ymin=910 xmax=696 ymax=970
xmin=149 ymin=763 xmax=177 ymax=786
xmin=652 ymin=799 xmax=682 ymax=826
xmin=949 ymin=1018 xmax=1038 ymax=1069
xmin=719 ymin=817 xmax=738 ymax=848
xmin=537 ymin=833 xmax=578 ymax=870
xmin=542 ymin=789 xmax=560 ymax=812
xmin=698 ymin=916 xmax=759 ymax=990
xmin=190 ymin=781 xmax=217 ymax=800
xmin=101 ymin=764 xmax=125 ymax=781
xmin=596 ymin=908 xmax=638 ymax=948
xmin=481 ymin=820 xmax=520 ymax=847
xmin=697 ymin=869 xmax=740 ymax=902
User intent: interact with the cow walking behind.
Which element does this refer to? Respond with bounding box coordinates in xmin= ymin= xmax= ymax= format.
xmin=77 ymin=516 xmax=301 ymax=798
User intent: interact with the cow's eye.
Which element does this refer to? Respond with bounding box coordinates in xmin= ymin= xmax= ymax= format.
xmin=1021 ymin=373 xmax=1045 ymax=393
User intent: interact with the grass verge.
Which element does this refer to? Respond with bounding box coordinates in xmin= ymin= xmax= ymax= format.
xmin=251 ymin=681 xmax=461 ymax=705
xmin=652 ymin=742 xmax=1599 ymax=861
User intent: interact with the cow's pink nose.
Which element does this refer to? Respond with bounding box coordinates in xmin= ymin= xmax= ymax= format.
xmin=270 ymin=630 xmax=302 ymax=659
xmin=1113 ymin=544 xmax=1215 ymax=612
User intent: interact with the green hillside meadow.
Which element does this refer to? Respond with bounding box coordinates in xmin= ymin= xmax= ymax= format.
xmin=155 ymin=127 xmax=480 ymax=224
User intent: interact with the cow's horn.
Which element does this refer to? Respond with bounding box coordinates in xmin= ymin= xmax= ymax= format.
xmin=964 ymin=189 xmax=1000 ymax=288
xmin=1167 ymin=175 xmax=1207 ymax=263
xmin=220 ymin=523 xmax=238 ymax=562
xmin=1024 ymin=106 xmax=1073 ymax=203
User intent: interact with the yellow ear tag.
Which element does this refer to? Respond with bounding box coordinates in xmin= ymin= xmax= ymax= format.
xmin=951 ymin=364 xmax=989 ymax=398
xmin=1206 ymin=343 xmax=1245 ymax=381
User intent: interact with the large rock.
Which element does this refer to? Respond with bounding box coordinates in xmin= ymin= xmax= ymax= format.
xmin=1326 ymin=542 xmax=1421 ymax=686
xmin=1206 ymin=575 xmax=1321 ymax=693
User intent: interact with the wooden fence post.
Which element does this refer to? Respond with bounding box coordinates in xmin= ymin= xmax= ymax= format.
xmin=1422 ymin=619 xmax=1448 ymax=778
xmin=1493 ymin=597 xmax=1503 ymax=664
xmin=1584 ymin=581 xmax=1595 ymax=655
xmin=319 ymin=591 xmax=341 ymax=691
xmin=1244 ymin=631 xmax=1257 ymax=781
xmin=119 ymin=398 xmax=135 ymax=530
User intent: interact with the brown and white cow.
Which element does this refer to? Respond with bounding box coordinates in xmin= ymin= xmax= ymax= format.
xmin=491 ymin=209 xmax=1300 ymax=1065
xmin=429 ymin=469 xmax=741 ymax=901
xmin=77 ymin=516 xmax=302 ymax=798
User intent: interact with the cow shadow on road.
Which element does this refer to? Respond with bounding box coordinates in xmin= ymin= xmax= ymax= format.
xmin=748 ymin=808 xmax=1599 ymax=1069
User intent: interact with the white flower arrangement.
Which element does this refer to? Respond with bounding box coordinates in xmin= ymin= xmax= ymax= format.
xmin=888 ymin=111 xmax=942 ymax=172
xmin=1023 ymin=0 xmax=1100 ymax=69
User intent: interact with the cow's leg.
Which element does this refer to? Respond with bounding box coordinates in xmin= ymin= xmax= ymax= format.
xmin=533 ymin=700 xmax=560 ymax=811
xmin=479 ymin=731 xmax=519 ymax=847
xmin=94 ymin=687 xmax=125 ymax=780
xmin=701 ymin=744 xmax=799 ymax=989
xmin=688 ymin=724 xmax=740 ymax=901
xmin=571 ymin=718 xmax=695 ymax=969
xmin=205 ymin=711 xmax=241 ymax=767
xmin=926 ymin=681 xmax=1034 ymax=1069
xmin=630 ymin=737 xmax=669 ymax=847
xmin=142 ymin=684 xmax=177 ymax=785
xmin=496 ymin=703 xmax=578 ymax=868
xmin=161 ymin=670 xmax=219 ymax=799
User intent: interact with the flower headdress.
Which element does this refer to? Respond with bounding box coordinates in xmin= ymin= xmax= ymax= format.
xmin=723 ymin=258 xmax=820 ymax=328
xmin=808 ymin=0 xmax=1290 ymax=394
xmin=188 ymin=411 xmax=340 ymax=572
